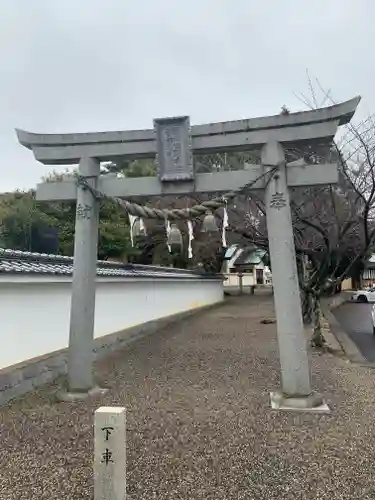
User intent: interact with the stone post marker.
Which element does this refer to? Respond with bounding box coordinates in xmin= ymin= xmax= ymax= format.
xmin=94 ymin=406 xmax=127 ymax=500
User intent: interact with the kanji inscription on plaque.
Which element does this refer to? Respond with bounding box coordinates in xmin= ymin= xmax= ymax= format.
xmin=154 ymin=116 xmax=194 ymax=182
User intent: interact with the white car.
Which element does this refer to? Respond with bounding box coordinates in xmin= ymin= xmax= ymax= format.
xmin=352 ymin=288 xmax=375 ymax=303
xmin=372 ymin=304 xmax=375 ymax=335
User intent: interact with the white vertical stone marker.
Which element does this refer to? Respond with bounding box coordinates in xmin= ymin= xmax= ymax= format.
xmin=94 ymin=407 xmax=127 ymax=500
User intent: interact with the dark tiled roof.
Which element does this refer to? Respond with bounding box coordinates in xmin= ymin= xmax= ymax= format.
xmin=0 ymin=249 xmax=218 ymax=280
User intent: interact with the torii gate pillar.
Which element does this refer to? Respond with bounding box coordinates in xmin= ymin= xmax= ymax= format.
xmin=63 ymin=157 xmax=102 ymax=399
xmin=262 ymin=142 xmax=326 ymax=411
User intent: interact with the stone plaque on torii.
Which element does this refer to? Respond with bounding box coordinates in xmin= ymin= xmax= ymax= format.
xmin=16 ymin=96 xmax=360 ymax=411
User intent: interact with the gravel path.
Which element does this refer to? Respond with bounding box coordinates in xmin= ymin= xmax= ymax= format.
xmin=1 ymin=294 xmax=375 ymax=499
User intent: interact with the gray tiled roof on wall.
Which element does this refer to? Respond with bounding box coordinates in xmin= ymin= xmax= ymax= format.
xmin=0 ymin=248 xmax=220 ymax=280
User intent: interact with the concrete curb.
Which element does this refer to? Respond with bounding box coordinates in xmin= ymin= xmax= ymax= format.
xmin=320 ymin=293 xmax=366 ymax=365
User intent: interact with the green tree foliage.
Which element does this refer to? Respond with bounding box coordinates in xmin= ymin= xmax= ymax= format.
xmin=0 ymin=153 xmax=252 ymax=269
xmin=0 ymin=161 xmax=165 ymax=260
xmin=0 ymin=191 xmax=59 ymax=253
xmin=97 ymin=199 xmax=132 ymax=260
xmin=0 ymin=169 xmax=134 ymax=258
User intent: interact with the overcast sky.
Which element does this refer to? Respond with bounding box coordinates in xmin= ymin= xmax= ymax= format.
xmin=0 ymin=0 xmax=373 ymax=192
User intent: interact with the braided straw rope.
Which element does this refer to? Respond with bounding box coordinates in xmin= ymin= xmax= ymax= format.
xmin=76 ymin=167 xmax=276 ymax=221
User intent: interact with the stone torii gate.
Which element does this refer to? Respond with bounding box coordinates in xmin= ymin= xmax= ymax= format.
xmin=16 ymin=96 xmax=360 ymax=411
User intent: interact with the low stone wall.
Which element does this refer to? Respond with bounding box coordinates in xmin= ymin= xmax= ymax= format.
xmin=0 ymin=275 xmax=223 ymax=371
xmin=0 ymin=252 xmax=224 ymax=406
xmin=0 ymin=302 xmax=222 ymax=406
xmin=321 ymin=291 xmax=364 ymax=363
xmin=325 ymin=292 xmax=352 ymax=310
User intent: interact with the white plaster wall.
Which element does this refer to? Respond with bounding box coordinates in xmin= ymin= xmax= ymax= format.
xmin=0 ymin=276 xmax=223 ymax=370
xmin=223 ymin=273 xmax=255 ymax=287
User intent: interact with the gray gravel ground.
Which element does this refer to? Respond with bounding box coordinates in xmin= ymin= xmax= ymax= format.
xmin=1 ymin=293 xmax=375 ymax=499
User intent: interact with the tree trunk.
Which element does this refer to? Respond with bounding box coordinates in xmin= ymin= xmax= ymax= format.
xmin=310 ymin=295 xmax=325 ymax=348
xmin=298 ymin=254 xmax=313 ymax=324
xmin=301 ymin=290 xmax=312 ymax=324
